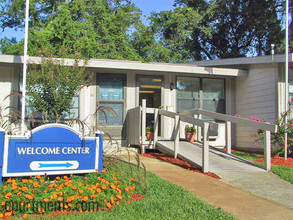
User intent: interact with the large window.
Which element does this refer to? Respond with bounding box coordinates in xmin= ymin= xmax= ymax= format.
xmin=97 ymin=74 xmax=125 ymax=126
xmin=176 ymin=77 xmax=225 ymax=117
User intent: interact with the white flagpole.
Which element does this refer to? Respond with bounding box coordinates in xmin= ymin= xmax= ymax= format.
xmin=284 ymin=0 xmax=289 ymax=160
xmin=21 ymin=0 xmax=30 ymax=135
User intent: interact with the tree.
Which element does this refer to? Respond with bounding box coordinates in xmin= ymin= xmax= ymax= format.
xmin=151 ymin=0 xmax=288 ymax=61
xmin=0 ymin=0 xmax=144 ymax=60
xmin=27 ymin=47 xmax=90 ymax=122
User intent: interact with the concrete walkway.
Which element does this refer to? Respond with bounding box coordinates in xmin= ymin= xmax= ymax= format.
xmin=157 ymin=141 xmax=265 ymax=173
xmin=121 ymin=153 xmax=293 ymax=220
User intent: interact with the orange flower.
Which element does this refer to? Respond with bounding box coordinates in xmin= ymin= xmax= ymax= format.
xmin=56 ymin=176 xmax=61 ymax=181
xmin=84 ymin=177 xmax=88 ymax=180
xmin=29 ymin=180 xmax=33 ymax=183
xmin=78 ymin=182 xmax=83 ymax=186
xmin=58 ymin=192 xmax=63 ymax=196
xmin=102 ymin=185 xmax=107 ymax=190
xmin=79 ymin=190 xmax=84 ymax=194
xmin=129 ymin=177 xmax=134 ymax=181
xmin=50 ymin=194 xmax=57 ymax=200
xmin=72 ymin=186 xmax=77 ymax=190
xmin=43 ymin=198 xmax=49 ymax=203
xmin=95 ymin=169 xmax=99 ymax=171
xmin=23 ymin=213 xmax=28 ymax=219
xmin=63 ymin=176 xmax=68 ymax=180
xmin=17 ymin=192 xmax=22 ymax=197
xmin=57 ymin=197 xmax=63 ymax=202
xmin=116 ymin=201 xmax=120 ymax=205
xmin=3 ymin=185 xmax=7 ymax=189
xmin=0 ymin=213 xmax=3 ymax=218
xmin=40 ymin=178 xmax=45 ymax=183
xmin=97 ymin=176 xmax=102 ymax=181
xmin=106 ymin=202 xmax=111 ymax=208
xmin=82 ymin=196 xmax=89 ymax=202
xmin=90 ymin=194 xmax=96 ymax=198
xmin=36 ymin=175 xmax=41 ymax=179
xmin=110 ymin=183 xmax=116 ymax=189
xmin=7 ymin=178 xmax=12 ymax=183
xmin=116 ymin=194 xmax=122 ymax=200
xmin=43 ymin=190 xmax=47 ymax=193
xmin=125 ymin=187 xmax=130 ymax=193
xmin=22 ymin=179 xmax=28 ymax=184
xmin=1 ymin=202 xmax=5 ymax=206
xmin=4 ymin=212 xmax=12 ymax=218
xmin=101 ymin=170 xmax=107 ymax=173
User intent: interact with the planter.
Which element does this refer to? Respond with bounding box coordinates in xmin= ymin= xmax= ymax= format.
xmin=146 ymin=132 xmax=154 ymax=141
xmin=185 ymin=132 xmax=196 ymax=142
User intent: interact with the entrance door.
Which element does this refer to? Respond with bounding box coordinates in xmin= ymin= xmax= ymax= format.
xmin=138 ymin=76 xmax=163 ymax=135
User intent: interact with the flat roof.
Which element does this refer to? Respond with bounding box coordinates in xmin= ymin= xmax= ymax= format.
xmin=190 ymin=54 xmax=293 ymax=68
xmin=0 ymin=54 xmax=248 ymax=77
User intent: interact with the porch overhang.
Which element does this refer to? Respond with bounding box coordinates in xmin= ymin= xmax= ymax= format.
xmin=0 ymin=54 xmax=248 ymax=77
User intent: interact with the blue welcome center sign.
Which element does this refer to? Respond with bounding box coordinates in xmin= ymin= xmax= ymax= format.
xmin=0 ymin=124 xmax=103 ymax=180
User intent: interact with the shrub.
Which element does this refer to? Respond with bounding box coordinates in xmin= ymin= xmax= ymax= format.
xmin=253 ymin=109 xmax=293 ymax=157
xmin=27 ymin=46 xmax=91 ymax=123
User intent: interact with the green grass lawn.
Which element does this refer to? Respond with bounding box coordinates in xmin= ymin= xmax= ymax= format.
xmin=29 ymin=159 xmax=234 ymax=220
xmin=232 ymin=151 xmax=293 ymax=184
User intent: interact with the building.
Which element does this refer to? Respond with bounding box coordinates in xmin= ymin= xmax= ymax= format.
xmin=0 ymin=54 xmax=292 ymax=152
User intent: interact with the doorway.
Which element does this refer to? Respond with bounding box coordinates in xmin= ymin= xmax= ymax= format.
xmin=138 ymin=76 xmax=163 ymax=136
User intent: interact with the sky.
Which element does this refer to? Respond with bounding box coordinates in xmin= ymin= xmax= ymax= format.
xmin=0 ymin=0 xmax=175 ymax=42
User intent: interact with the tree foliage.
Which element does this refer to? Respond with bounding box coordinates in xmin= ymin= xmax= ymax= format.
xmin=151 ymin=0 xmax=289 ymax=60
xmin=0 ymin=0 xmax=291 ymax=62
xmin=0 ymin=0 xmax=143 ymax=60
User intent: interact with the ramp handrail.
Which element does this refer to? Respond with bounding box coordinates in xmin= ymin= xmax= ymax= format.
xmin=141 ymin=100 xmax=217 ymax=173
xmin=179 ymin=108 xmax=278 ymax=171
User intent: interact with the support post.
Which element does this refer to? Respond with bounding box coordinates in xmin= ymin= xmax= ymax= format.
xmin=154 ymin=109 xmax=159 ymax=148
xmin=193 ymin=114 xmax=198 ymax=141
xmin=141 ymin=99 xmax=146 ymax=153
xmin=202 ymin=122 xmax=209 ymax=173
xmin=226 ymin=121 xmax=232 ymax=154
xmin=0 ymin=128 xmax=5 ymax=185
xmin=197 ymin=113 xmax=202 ymax=142
xmin=264 ymin=130 xmax=271 ymax=171
xmin=174 ymin=115 xmax=180 ymax=158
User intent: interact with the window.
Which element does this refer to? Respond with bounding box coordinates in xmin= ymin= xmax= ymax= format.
xmin=97 ymin=74 xmax=125 ymax=126
xmin=176 ymin=77 xmax=225 ymax=117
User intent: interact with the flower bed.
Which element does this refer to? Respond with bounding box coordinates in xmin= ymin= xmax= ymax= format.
xmin=0 ymin=170 xmax=138 ymax=218
xmin=140 ymin=153 xmax=220 ymax=179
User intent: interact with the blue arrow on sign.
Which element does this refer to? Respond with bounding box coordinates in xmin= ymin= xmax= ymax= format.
xmin=38 ymin=162 xmax=73 ymax=168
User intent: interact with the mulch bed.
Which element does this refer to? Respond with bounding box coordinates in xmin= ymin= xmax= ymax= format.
xmin=254 ymin=156 xmax=293 ymax=167
xmin=222 ymin=147 xmax=293 ymax=167
xmin=140 ymin=153 xmax=220 ymax=180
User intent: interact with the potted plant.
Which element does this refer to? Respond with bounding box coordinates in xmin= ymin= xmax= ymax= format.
xmin=146 ymin=126 xmax=154 ymax=141
xmin=185 ymin=125 xmax=196 ymax=142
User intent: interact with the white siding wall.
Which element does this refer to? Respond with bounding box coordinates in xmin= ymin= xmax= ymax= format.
xmin=235 ymin=64 xmax=278 ymax=151
xmin=0 ymin=64 xmax=19 ymax=118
